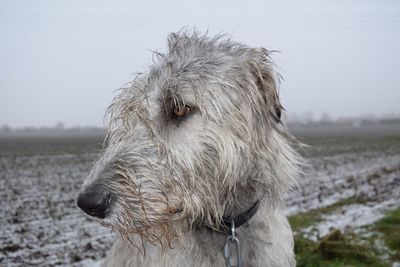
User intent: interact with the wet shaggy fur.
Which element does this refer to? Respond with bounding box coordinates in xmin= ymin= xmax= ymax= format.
xmin=79 ymin=31 xmax=302 ymax=267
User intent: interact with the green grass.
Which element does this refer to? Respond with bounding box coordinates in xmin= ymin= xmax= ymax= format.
xmin=289 ymin=199 xmax=400 ymax=267
xmin=289 ymin=211 xmax=322 ymax=232
xmin=293 ymin=231 xmax=389 ymax=267
xmin=318 ymin=197 xmax=368 ymax=213
xmin=374 ymin=207 xmax=400 ymax=261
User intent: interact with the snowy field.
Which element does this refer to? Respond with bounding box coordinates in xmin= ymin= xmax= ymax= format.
xmin=287 ymin=136 xmax=400 ymax=236
xmin=1 ymin=132 xmax=399 ymax=266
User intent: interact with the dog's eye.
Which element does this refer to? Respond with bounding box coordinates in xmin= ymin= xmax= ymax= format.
xmin=173 ymin=104 xmax=191 ymax=118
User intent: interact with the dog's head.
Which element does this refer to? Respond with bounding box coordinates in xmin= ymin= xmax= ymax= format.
xmin=77 ymin=31 xmax=300 ymax=246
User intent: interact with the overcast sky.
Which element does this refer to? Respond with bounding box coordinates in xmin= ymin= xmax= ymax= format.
xmin=1 ymin=0 xmax=399 ymax=127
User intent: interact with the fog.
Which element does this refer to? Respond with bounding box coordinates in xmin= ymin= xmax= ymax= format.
xmin=1 ymin=0 xmax=399 ymax=127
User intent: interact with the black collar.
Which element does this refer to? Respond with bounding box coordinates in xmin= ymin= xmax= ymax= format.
xmin=219 ymin=200 xmax=260 ymax=234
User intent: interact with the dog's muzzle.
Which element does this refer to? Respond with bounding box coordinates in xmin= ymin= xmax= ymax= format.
xmin=77 ymin=184 xmax=114 ymax=219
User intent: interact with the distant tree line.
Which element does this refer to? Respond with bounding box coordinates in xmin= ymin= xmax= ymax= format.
xmin=287 ymin=112 xmax=400 ymax=127
xmin=1 ymin=114 xmax=400 ymax=137
xmin=0 ymin=124 xmax=105 ymax=137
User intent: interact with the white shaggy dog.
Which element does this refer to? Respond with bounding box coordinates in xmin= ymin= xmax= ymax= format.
xmin=77 ymin=31 xmax=302 ymax=267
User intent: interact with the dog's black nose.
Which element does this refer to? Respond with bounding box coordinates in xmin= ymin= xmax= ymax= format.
xmin=77 ymin=184 xmax=113 ymax=219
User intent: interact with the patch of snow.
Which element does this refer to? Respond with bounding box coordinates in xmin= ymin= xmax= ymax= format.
xmin=310 ymin=200 xmax=399 ymax=237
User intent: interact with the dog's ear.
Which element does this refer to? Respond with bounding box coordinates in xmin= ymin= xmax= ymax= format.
xmin=248 ymin=48 xmax=283 ymax=124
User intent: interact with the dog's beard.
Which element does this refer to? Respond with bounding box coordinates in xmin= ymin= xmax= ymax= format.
xmin=100 ymin=197 xmax=183 ymax=253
